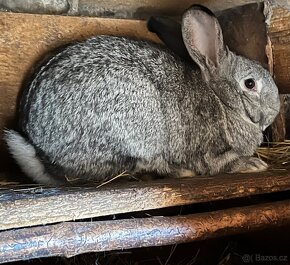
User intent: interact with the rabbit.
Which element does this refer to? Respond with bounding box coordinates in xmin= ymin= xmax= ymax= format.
xmin=5 ymin=5 xmax=280 ymax=185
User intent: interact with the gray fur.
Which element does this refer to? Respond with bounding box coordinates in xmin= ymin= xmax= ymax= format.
xmin=5 ymin=6 xmax=280 ymax=184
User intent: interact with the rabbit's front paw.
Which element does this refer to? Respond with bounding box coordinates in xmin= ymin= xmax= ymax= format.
xmin=169 ymin=167 xmax=196 ymax=178
xmin=228 ymin=157 xmax=268 ymax=173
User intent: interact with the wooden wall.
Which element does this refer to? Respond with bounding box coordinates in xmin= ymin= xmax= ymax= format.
xmin=0 ymin=0 xmax=263 ymax=18
xmin=76 ymin=0 xmax=263 ymax=18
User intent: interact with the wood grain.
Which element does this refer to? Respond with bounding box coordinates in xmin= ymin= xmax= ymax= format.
xmin=1 ymin=169 xmax=290 ymax=231
xmin=218 ymin=3 xmax=268 ymax=69
xmin=272 ymin=95 xmax=286 ymax=142
xmin=1 ymin=199 xmax=290 ymax=263
xmin=0 ymin=12 xmax=159 ymax=169
xmin=77 ymin=0 xmax=263 ymax=18
xmin=267 ymin=6 xmax=290 ymax=94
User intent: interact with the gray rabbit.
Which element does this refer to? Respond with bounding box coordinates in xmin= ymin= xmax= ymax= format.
xmin=5 ymin=5 xmax=280 ymax=185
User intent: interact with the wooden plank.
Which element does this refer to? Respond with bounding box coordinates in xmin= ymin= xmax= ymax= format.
xmin=1 ymin=169 xmax=290 ymax=231
xmin=76 ymin=0 xmax=264 ymax=18
xmin=0 ymin=12 xmax=160 ymax=170
xmin=0 ymin=0 xmax=262 ymax=18
xmin=272 ymin=95 xmax=286 ymax=141
xmin=1 ymin=199 xmax=290 ymax=263
xmin=217 ymin=3 xmax=268 ymax=69
xmin=266 ymin=5 xmax=290 ymax=94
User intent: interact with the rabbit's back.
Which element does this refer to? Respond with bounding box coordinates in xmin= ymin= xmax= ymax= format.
xmin=19 ymin=36 xmax=193 ymax=179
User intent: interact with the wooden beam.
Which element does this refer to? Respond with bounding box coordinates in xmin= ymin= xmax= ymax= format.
xmin=1 ymin=199 xmax=290 ymax=263
xmin=265 ymin=4 xmax=290 ymax=140
xmin=217 ymin=3 xmax=268 ymax=69
xmin=272 ymin=95 xmax=286 ymax=142
xmin=0 ymin=0 xmax=265 ymax=18
xmin=1 ymin=169 xmax=290 ymax=231
xmin=266 ymin=4 xmax=290 ymax=94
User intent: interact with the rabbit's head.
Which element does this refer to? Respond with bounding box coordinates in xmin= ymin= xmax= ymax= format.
xmin=182 ymin=5 xmax=280 ymax=131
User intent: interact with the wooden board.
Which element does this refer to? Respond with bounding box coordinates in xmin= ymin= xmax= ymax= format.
xmin=1 ymin=199 xmax=290 ymax=263
xmin=1 ymin=169 xmax=290 ymax=231
xmin=77 ymin=0 xmax=262 ymax=18
xmin=267 ymin=6 xmax=290 ymax=94
xmin=0 ymin=12 xmax=159 ymax=170
xmin=0 ymin=0 xmax=264 ymax=18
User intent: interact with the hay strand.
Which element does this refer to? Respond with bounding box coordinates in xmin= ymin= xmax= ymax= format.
xmin=256 ymin=141 xmax=290 ymax=167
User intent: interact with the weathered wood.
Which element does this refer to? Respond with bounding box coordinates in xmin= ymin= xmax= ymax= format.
xmin=0 ymin=0 xmax=70 ymax=14
xmin=1 ymin=169 xmax=290 ymax=231
xmin=265 ymin=4 xmax=290 ymax=94
xmin=217 ymin=3 xmax=268 ymax=69
xmin=272 ymin=95 xmax=286 ymax=142
xmin=265 ymin=4 xmax=290 ymax=140
xmin=1 ymin=199 xmax=290 ymax=263
xmin=0 ymin=0 xmax=263 ymax=18
xmin=78 ymin=0 xmax=264 ymax=18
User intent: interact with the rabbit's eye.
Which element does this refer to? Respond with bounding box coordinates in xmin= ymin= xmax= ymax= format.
xmin=244 ymin=78 xmax=256 ymax=90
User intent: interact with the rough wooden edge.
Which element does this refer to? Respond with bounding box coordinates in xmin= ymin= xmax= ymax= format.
xmin=272 ymin=95 xmax=286 ymax=142
xmin=264 ymin=1 xmax=290 ymax=94
xmin=217 ymin=2 xmax=268 ymax=69
xmin=1 ymin=199 xmax=290 ymax=263
xmin=1 ymin=170 xmax=290 ymax=231
xmin=264 ymin=2 xmax=287 ymax=141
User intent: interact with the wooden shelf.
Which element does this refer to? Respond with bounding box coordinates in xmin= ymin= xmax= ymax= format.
xmin=1 ymin=169 xmax=290 ymax=231
xmin=1 ymin=171 xmax=290 ymax=263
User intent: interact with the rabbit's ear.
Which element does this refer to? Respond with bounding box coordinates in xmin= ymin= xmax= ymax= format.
xmin=181 ymin=5 xmax=225 ymax=80
xmin=147 ymin=16 xmax=192 ymax=61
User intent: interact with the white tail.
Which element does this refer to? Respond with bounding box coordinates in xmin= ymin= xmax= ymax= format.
xmin=4 ymin=130 xmax=56 ymax=184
